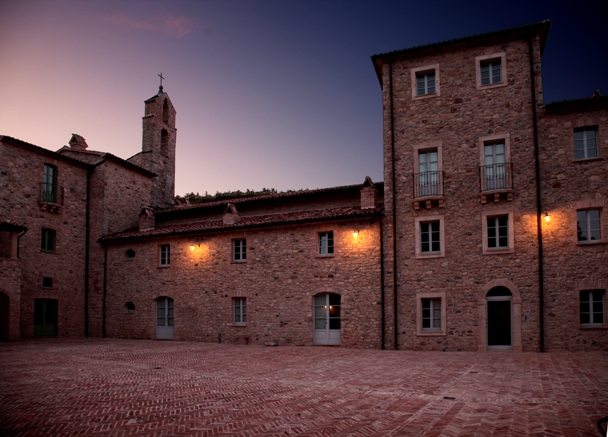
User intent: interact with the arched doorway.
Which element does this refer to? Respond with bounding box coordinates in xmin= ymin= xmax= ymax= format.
xmin=156 ymin=297 xmax=174 ymax=339
xmin=313 ymin=293 xmax=341 ymax=345
xmin=478 ymin=279 xmax=522 ymax=352
xmin=0 ymin=292 xmax=9 ymax=341
xmin=486 ymin=287 xmax=512 ymax=350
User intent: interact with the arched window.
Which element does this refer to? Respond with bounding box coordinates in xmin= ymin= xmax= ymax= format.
xmin=161 ymin=129 xmax=169 ymax=160
xmin=162 ymin=99 xmax=169 ymax=123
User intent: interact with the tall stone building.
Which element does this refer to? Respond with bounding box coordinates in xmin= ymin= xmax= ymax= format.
xmin=0 ymin=20 xmax=606 ymax=351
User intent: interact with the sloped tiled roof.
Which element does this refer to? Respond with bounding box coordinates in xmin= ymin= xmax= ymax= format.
xmin=0 ymin=218 xmax=27 ymax=232
xmin=545 ymin=95 xmax=608 ymax=113
xmin=0 ymin=136 xmax=92 ymax=168
xmin=101 ymin=205 xmax=384 ymax=243
xmin=157 ymin=182 xmax=384 ymax=215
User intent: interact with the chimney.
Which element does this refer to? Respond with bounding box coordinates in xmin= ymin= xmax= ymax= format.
xmin=223 ymin=204 xmax=241 ymax=225
xmin=68 ymin=134 xmax=88 ymax=151
xmin=139 ymin=208 xmax=155 ymax=231
xmin=360 ymin=176 xmax=377 ymax=209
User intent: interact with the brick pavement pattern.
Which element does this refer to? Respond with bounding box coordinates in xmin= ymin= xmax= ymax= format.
xmin=0 ymin=339 xmax=606 ymax=436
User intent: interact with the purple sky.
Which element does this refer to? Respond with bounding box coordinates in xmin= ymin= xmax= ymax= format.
xmin=1 ymin=0 xmax=606 ymax=196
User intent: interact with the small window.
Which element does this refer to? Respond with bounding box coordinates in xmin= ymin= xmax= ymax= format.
xmin=480 ymin=59 xmax=501 ymax=85
xmin=232 ymin=239 xmax=246 ymax=262
xmin=42 ymin=164 xmax=58 ymax=203
xmin=318 ymin=231 xmax=334 ymax=256
xmin=411 ymin=64 xmax=440 ymax=99
xmin=476 ymin=53 xmax=507 ymax=90
xmin=125 ymin=302 xmax=135 ymax=313
xmin=574 ymin=128 xmax=598 ymax=160
xmin=125 ymin=249 xmax=136 ymax=259
xmin=233 ymin=297 xmax=246 ymax=325
xmin=42 ymin=277 xmax=53 ymax=288
xmin=577 ymin=209 xmax=602 ymax=242
xmin=487 ymin=215 xmax=508 ymax=249
xmin=421 ymin=298 xmax=442 ymax=331
xmin=416 ymin=71 xmax=435 ymax=96
xmin=580 ymin=290 xmax=605 ymax=327
xmin=159 ymin=244 xmax=170 ymax=266
xmin=41 ymin=228 xmax=56 ymax=252
xmin=420 ymin=221 xmax=440 ymax=254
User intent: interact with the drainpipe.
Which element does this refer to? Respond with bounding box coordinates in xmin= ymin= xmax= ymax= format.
xmin=379 ymin=218 xmax=385 ymax=350
xmin=102 ymin=245 xmax=107 ymax=338
xmin=84 ymin=167 xmax=92 ymax=337
xmin=528 ymin=36 xmax=545 ymax=352
xmin=389 ymin=61 xmax=399 ymax=350
xmin=16 ymin=228 xmax=27 ymax=259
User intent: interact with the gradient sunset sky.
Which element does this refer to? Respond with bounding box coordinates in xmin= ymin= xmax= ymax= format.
xmin=1 ymin=0 xmax=606 ymax=196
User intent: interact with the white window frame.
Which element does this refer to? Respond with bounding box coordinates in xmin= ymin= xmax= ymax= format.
xmin=482 ymin=211 xmax=515 ymax=255
xmin=318 ymin=231 xmax=334 ymax=256
xmin=159 ymin=244 xmax=170 ymax=267
xmin=577 ymin=208 xmax=603 ymax=243
xmin=233 ymin=297 xmax=247 ymax=325
xmin=411 ymin=64 xmax=440 ymax=100
xmin=579 ymin=290 xmax=605 ymax=328
xmin=574 ymin=127 xmax=599 ymax=160
xmin=232 ymin=238 xmax=246 ymax=262
xmin=414 ymin=215 xmax=445 ymax=259
xmin=416 ymin=292 xmax=446 ymax=336
xmin=413 ymin=142 xmax=443 ymax=199
xmin=475 ymin=52 xmax=507 ymax=90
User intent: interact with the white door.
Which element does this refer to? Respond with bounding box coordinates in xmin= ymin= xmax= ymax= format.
xmin=156 ymin=297 xmax=174 ymax=339
xmin=313 ymin=293 xmax=341 ymax=345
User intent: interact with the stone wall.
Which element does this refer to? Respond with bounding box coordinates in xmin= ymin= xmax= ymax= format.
xmin=104 ymin=219 xmax=383 ymax=348
xmin=539 ymin=105 xmax=608 ymax=351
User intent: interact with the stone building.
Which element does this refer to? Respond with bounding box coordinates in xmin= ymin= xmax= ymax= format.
xmin=0 ymin=20 xmax=606 ymax=350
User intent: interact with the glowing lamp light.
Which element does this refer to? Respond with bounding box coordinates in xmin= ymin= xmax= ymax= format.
xmin=544 ymin=212 xmax=550 ymax=223
xmin=190 ymin=244 xmax=195 ymax=251
xmin=353 ymin=230 xmax=359 ymax=238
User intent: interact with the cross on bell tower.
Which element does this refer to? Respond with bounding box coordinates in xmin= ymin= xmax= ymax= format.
xmin=158 ymin=72 xmax=165 ymax=93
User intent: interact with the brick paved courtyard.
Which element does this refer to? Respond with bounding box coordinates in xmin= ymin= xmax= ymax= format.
xmin=0 ymin=340 xmax=606 ymax=436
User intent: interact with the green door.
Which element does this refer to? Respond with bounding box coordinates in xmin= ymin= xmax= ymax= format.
xmin=34 ymin=299 xmax=57 ymax=337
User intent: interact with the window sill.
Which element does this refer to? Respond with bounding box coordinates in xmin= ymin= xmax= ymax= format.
xmin=231 ymin=260 xmax=247 ymax=264
xmin=157 ymin=265 xmax=170 ymax=269
xmin=577 ymin=241 xmax=606 ymax=246
xmin=40 ymin=250 xmax=57 ymax=254
xmin=316 ymin=254 xmax=335 ymax=259
xmin=476 ymin=81 xmax=507 ymax=91
xmin=231 ymin=323 xmax=247 ymax=328
xmin=415 ymin=252 xmax=444 ymax=260
xmin=412 ymin=92 xmax=439 ymax=101
xmin=417 ymin=330 xmax=445 ymax=337
xmin=573 ymin=157 xmax=602 ymax=163
xmin=483 ymin=248 xmax=514 ymax=255
xmin=580 ymin=325 xmax=607 ymax=329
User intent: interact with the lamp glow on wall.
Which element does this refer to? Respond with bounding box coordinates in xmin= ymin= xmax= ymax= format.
xmin=544 ymin=212 xmax=550 ymax=223
xmin=353 ymin=230 xmax=359 ymax=238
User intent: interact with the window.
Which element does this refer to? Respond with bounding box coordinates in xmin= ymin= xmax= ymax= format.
xmin=42 ymin=164 xmax=57 ymax=203
xmin=478 ymin=134 xmax=512 ymax=193
xmin=233 ymin=297 xmax=246 ymax=325
xmin=418 ymin=149 xmax=439 ymax=197
xmin=482 ymin=211 xmax=514 ymax=254
xmin=420 ymin=221 xmax=440 ymax=254
xmin=577 ymin=209 xmax=602 ymax=242
xmin=422 ymin=298 xmax=441 ymax=331
xmin=125 ymin=302 xmax=135 ymax=313
xmin=232 ymin=239 xmax=246 ymax=262
xmin=41 ymin=228 xmax=56 ymax=252
xmin=159 ymin=244 xmax=170 ymax=266
xmin=318 ymin=231 xmax=334 ymax=256
xmin=416 ymin=292 xmax=446 ymax=336
xmin=480 ymin=59 xmax=501 ymax=85
xmin=476 ymin=53 xmax=507 ymax=90
xmin=411 ymin=64 xmax=440 ymax=99
xmin=42 ymin=277 xmax=53 ymax=288
xmin=414 ymin=216 xmax=445 ymax=258
xmin=580 ymin=290 xmax=605 ymax=327
xmin=574 ymin=128 xmax=598 ymax=160
xmin=125 ymin=249 xmax=136 ymax=259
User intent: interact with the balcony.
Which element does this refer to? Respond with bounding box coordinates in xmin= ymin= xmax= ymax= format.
xmin=479 ymin=163 xmax=514 ymax=204
xmin=413 ymin=171 xmax=445 ymax=210
xmin=38 ymin=183 xmax=64 ymax=212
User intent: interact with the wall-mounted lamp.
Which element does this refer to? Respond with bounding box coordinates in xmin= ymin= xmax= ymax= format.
xmin=544 ymin=212 xmax=550 ymax=223
xmin=190 ymin=244 xmax=195 ymax=251
xmin=353 ymin=230 xmax=359 ymax=238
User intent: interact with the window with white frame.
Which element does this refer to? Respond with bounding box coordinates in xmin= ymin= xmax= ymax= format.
xmin=420 ymin=221 xmax=440 ymax=254
xmin=411 ymin=65 xmax=440 ymax=99
xmin=574 ymin=128 xmax=598 ymax=160
xmin=159 ymin=244 xmax=170 ymax=266
xmin=476 ymin=53 xmax=506 ymax=90
xmin=482 ymin=212 xmax=514 ymax=254
xmin=577 ymin=209 xmax=602 ymax=242
xmin=232 ymin=239 xmax=246 ymax=262
xmin=415 ymin=216 xmax=445 ymax=258
xmin=421 ymin=298 xmax=442 ymax=331
xmin=318 ymin=231 xmax=334 ymax=256
xmin=580 ymin=290 xmax=605 ymax=327
xmin=233 ymin=297 xmax=246 ymax=325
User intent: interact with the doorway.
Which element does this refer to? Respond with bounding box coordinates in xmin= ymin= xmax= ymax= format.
xmin=34 ymin=299 xmax=57 ymax=337
xmin=313 ymin=293 xmax=341 ymax=345
xmin=156 ymin=297 xmax=174 ymax=339
xmin=486 ymin=287 xmax=512 ymax=350
xmin=0 ymin=293 xmax=9 ymax=341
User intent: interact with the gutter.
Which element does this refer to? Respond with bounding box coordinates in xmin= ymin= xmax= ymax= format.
xmin=528 ymin=36 xmax=545 ymax=352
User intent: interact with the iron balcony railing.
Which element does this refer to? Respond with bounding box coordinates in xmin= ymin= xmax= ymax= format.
xmin=479 ymin=163 xmax=513 ymax=192
xmin=413 ymin=171 xmax=444 ymax=198
xmin=39 ymin=183 xmax=64 ymax=205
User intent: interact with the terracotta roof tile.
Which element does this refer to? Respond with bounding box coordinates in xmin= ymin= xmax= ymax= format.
xmin=101 ymin=206 xmax=383 ymax=243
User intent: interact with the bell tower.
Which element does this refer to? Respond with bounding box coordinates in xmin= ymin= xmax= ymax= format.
xmin=130 ymin=80 xmax=177 ymax=208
